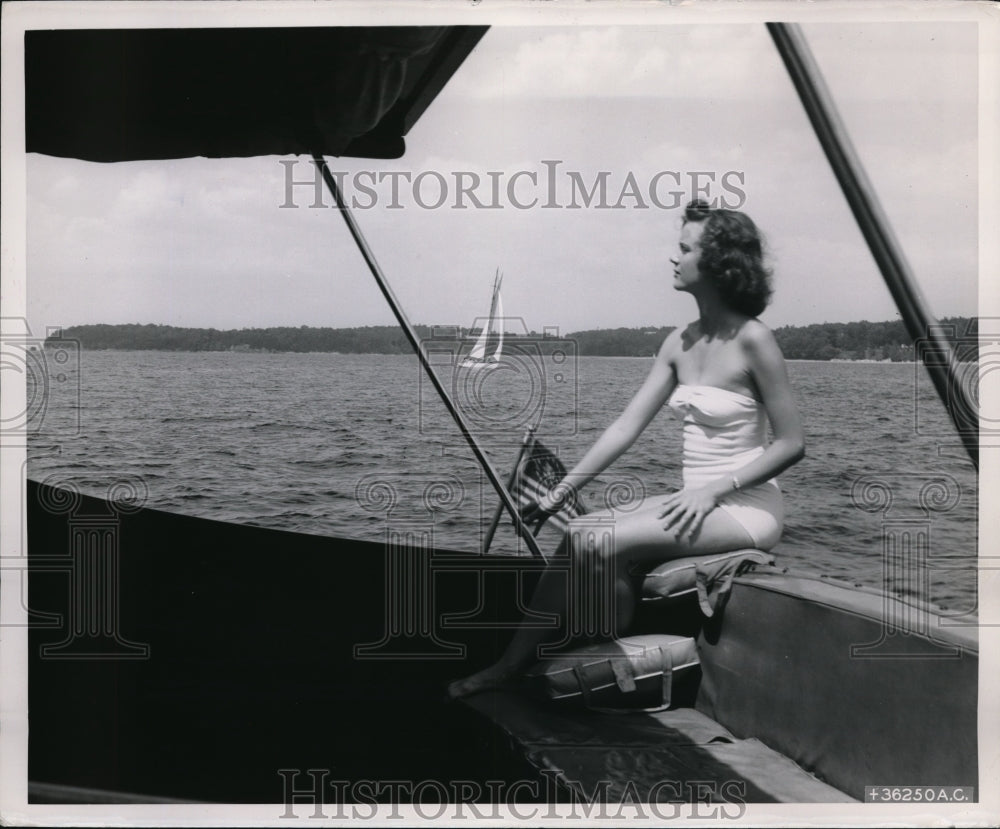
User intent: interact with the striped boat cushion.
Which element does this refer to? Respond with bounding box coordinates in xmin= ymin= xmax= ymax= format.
xmin=524 ymin=634 xmax=699 ymax=712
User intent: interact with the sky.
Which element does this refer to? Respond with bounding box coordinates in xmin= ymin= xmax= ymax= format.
xmin=25 ymin=21 xmax=981 ymax=337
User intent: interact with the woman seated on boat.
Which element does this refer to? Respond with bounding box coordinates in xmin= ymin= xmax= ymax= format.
xmin=448 ymin=199 xmax=806 ymax=699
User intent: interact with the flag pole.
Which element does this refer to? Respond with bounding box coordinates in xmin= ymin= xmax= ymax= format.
xmin=481 ymin=425 xmax=536 ymax=554
xmin=767 ymin=23 xmax=978 ymax=471
xmin=312 ymin=154 xmax=546 ymax=559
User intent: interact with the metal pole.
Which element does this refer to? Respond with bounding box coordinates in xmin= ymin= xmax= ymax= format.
xmin=481 ymin=425 xmax=536 ymax=554
xmin=767 ymin=23 xmax=978 ymax=471
xmin=312 ymin=154 xmax=546 ymax=559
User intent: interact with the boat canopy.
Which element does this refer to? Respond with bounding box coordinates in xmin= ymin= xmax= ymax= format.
xmin=25 ymin=26 xmax=487 ymax=161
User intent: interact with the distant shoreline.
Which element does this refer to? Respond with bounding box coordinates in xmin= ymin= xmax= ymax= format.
xmin=44 ymin=317 xmax=978 ymax=363
xmin=41 ymin=347 xmax=976 ymax=365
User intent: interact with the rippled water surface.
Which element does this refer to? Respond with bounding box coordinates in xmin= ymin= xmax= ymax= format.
xmin=28 ymin=351 xmax=979 ymax=615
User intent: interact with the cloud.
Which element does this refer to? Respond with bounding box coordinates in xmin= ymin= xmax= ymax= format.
xmin=805 ymin=21 xmax=977 ymax=104
xmin=447 ymin=21 xmax=975 ymax=116
xmin=25 ymin=22 xmax=981 ymax=333
xmin=448 ymin=25 xmax=786 ymax=101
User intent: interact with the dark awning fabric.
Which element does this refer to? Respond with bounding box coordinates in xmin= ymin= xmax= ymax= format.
xmin=25 ymin=26 xmax=487 ymax=162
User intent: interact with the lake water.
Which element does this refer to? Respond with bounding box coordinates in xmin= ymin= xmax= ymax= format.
xmin=27 ymin=350 xmax=979 ymax=616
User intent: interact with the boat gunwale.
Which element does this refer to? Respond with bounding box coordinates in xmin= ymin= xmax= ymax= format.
xmin=729 ymin=567 xmax=979 ymax=653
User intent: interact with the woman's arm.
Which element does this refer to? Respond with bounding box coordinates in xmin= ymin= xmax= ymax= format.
xmin=659 ymin=321 xmax=805 ymax=537
xmin=706 ymin=320 xmax=805 ymax=497
xmin=542 ymin=332 xmax=679 ymax=507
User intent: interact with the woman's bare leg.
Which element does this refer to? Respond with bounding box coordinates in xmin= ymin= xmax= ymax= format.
xmin=446 ymin=500 xmax=754 ymax=699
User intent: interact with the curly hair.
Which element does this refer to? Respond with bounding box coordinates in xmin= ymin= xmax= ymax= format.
xmin=683 ymin=199 xmax=772 ymax=317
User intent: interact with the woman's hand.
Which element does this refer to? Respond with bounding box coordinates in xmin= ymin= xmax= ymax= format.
xmin=519 ymin=484 xmax=574 ymax=533
xmin=658 ymin=487 xmax=720 ymax=539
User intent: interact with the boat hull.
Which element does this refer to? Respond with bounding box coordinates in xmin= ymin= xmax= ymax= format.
xmin=24 ymin=480 xmax=555 ymax=802
xmin=23 ymin=480 xmax=977 ymax=804
xmin=695 ymin=571 xmax=977 ymax=800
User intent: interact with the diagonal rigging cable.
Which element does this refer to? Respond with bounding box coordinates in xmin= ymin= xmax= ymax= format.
xmin=768 ymin=22 xmax=978 ymax=471
xmin=312 ymin=154 xmax=546 ymax=559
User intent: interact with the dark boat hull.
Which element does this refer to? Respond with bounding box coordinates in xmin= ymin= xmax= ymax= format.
xmin=24 ymin=480 xmax=977 ymax=804
xmin=26 ymin=480 xmax=544 ymax=802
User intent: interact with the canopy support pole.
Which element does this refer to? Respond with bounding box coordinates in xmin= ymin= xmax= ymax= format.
xmin=312 ymin=154 xmax=546 ymax=559
xmin=482 ymin=425 xmax=536 ymax=555
xmin=768 ymin=23 xmax=978 ymax=471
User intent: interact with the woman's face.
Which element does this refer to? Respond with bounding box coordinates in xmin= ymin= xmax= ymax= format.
xmin=670 ymin=220 xmax=705 ymax=292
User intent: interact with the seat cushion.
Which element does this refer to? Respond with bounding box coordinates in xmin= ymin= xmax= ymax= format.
xmin=641 ymin=549 xmax=774 ymax=615
xmin=523 ymin=634 xmax=699 ymax=712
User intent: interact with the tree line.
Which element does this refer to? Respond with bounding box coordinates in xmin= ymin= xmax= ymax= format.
xmin=47 ymin=317 xmax=977 ymax=361
xmin=771 ymin=317 xmax=977 ymax=362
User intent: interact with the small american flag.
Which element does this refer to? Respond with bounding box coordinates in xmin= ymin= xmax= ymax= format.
xmin=512 ymin=438 xmax=588 ymax=533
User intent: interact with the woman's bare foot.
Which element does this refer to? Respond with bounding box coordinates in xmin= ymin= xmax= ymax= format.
xmin=446 ymin=662 xmax=519 ymax=700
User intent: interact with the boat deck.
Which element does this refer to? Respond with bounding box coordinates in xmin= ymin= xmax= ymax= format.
xmin=463 ymin=691 xmax=854 ymax=804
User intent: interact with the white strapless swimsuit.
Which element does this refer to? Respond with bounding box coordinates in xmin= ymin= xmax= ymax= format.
xmin=667 ymin=384 xmax=783 ymax=550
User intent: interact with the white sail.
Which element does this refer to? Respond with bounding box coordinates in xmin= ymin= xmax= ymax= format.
xmin=467 ymin=319 xmax=490 ymax=362
xmin=490 ymin=291 xmax=504 ymax=362
xmin=463 ymin=269 xmax=503 ymax=368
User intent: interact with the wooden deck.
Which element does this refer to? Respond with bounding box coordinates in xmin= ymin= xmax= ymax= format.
xmin=463 ymin=691 xmax=854 ymax=804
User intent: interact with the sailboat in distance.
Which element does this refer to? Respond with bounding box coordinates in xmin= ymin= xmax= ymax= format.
xmin=461 ymin=268 xmax=504 ymax=369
